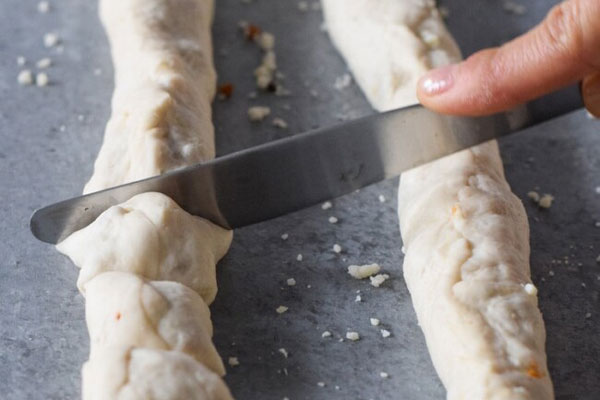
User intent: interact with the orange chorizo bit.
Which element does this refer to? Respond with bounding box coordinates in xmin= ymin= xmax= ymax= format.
xmin=526 ymin=362 xmax=543 ymax=378
xmin=218 ymin=83 xmax=234 ymax=99
xmin=244 ymin=24 xmax=261 ymax=41
xmin=115 ymin=312 xmax=122 ymax=321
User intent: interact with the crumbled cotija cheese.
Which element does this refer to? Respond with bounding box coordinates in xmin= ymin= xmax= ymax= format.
xmin=278 ymin=348 xmax=288 ymax=358
xmin=347 ymin=263 xmax=381 ymax=279
xmin=317 ymin=382 xmax=326 ymax=387
xmin=527 ymin=191 xmax=540 ymax=202
xmin=524 ymin=283 xmax=538 ymax=296
xmin=17 ymin=56 xmax=26 ymax=66
xmin=321 ymin=331 xmax=332 ymax=338
xmin=296 ymin=254 xmax=303 ymax=261
xmin=538 ymin=194 xmax=554 ymax=209
xmin=370 ymin=273 xmax=390 ymax=287
xmin=328 ymin=216 xmax=338 ymax=224
xmin=355 ymin=294 xmax=362 ymax=302
xmin=276 ymin=306 xmax=289 ymax=314
xmin=36 ymin=57 xmax=52 ymax=69
xmin=35 ymin=72 xmax=49 ymax=87
xmin=43 ymin=32 xmax=59 ymax=47
xmin=378 ymin=194 xmax=386 ymax=203
xmin=286 ymin=278 xmax=296 ymax=286
xmin=272 ymin=117 xmax=288 ymax=129
xmin=370 ymin=318 xmax=380 ymax=326
xmin=248 ymin=106 xmax=271 ymax=121
xmin=333 ymin=244 xmax=342 ymax=253
xmin=346 ymin=331 xmax=360 ymax=341
xmin=17 ymin=70 xmax=33 ymax=85
xmin=281 ymin=233 xmax=289 ymax=240
xmin=321 ymin=201 xmax=332 ymax=210
xmin=381 ymin=329 xmax=391 ymax=338
xmin=228 ymin=357 xmax=240 ymax=366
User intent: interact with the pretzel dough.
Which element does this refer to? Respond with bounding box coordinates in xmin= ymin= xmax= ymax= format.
xmin=57 ymin=0 xmax=233 ymax=398
xmin=322 ymin=0 xmax=553 ymax=398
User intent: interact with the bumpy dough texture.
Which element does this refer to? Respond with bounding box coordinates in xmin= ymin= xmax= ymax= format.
xmin=82 ymin=346 xmax=233 ymax=400
xmin=57 ymin=192 xmax=232 ymax=304
xmin=85 ymin=271 xmax=225 ymax=376
xmin=322 ymin=0 xmax=553 ymax=399
xmin=84 ymin=0 xmax=218 ymax=193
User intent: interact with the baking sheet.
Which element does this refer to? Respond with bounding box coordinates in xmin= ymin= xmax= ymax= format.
xmin=1 ymin=0 xmax=599 ymax=399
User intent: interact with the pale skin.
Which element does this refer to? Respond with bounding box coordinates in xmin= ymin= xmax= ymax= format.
xmin=417 ymin=0 xmax=600 ymax=117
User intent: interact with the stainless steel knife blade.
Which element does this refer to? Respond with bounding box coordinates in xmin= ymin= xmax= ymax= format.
xmin=30 ymin=99 xmax=581 ymax=245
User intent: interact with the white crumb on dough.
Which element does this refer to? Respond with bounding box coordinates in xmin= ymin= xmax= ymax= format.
xmin=322 ymin=201 xmax=332 ymax=210
xmin=333 ymin=244 xmax=342 ymax=253
xmin=381 ymin=329 xmax=391 ymax=338
xmin=43 ymin=32 xmax=59 ymax=47
xmin=328 ymin=216 xmax=338 ymax=224
xmin=228 ymin=357 xmax=240 ymax=367
xmin=321 ymin=331 xmax=332 ymax=338
xmin=17 ymin=70 xmax=33 ymax=85
xmin=276 ymin=306 xmax=289 ymax=314
xmin=347 ymin=263 xmax=380 ymax=279
xmin=248 ymin=106 xmax=271 ymax=121
xmin=523 ymin=283 xmax=538 ymax=296
xmin=370 ymin=318 xmax=380 ymax=326
xmin=35 ymin=72 xmax=49 ymax=87
xmin=355 ymin=294 xmax=362 ymax=302
xmin=380 ymin=372 xmax=389 ymax=378
xmin=370 ymin=273 xmax=390 ymax=287
xmin=346 ymin=331 xmax=360 ymax=341
xmin=286 ymin=278 xmax=296 ymax=286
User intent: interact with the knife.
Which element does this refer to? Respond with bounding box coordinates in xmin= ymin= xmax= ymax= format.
xmin=30 ymin=88 xmax=583 ymax=244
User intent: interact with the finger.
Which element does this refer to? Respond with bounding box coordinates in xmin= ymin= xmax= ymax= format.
xmin=417 ymin=0 xmax=600 ymax=116
xmin=582 ymin=72 xmax=600 ymax=117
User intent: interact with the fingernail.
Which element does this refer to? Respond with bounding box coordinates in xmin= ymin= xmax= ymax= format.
xmin=419 ymin=64 xmax=456 ymax=96
xmin=582 ymin=72 xmax=600 ymax=118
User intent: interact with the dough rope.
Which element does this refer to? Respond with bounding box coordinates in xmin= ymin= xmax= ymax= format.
xmin=57 ymin=0 xmax=233 ymax=398
xmin=322 ymin=0 xmax=553 ymax=399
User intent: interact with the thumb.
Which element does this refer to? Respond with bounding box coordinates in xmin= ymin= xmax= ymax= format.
xmin=417 ymin=0 xmax=600 ymax=116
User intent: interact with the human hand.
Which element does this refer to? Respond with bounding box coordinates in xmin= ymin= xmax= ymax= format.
xmin=417 ymin=0 xmax=600 ymax=117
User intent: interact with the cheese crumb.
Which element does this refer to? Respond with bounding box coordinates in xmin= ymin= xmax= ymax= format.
xmin=37 ymin=1 xmax=49 ymax=13
xmin=43 ymin=32 xmax=59 ymax=48
xmin=321 ymin=201 xmax=332 ymax=210
xmin=524 ymin=283 xmax=538 ymax=296
xmin=17 ymin=70 xmax=33 ymax=85
xmin=370 ymin=273 xmax=390 ymax=287
xmin=527 ymin=191 xmax=540 ymax=202
xmin=278 ymin=348 xmax=288 ymax=358
xmin=257 ymin=32 xmax=275 ymax=51
xmin=17 ymin=56 xmax=26 ymax=66
xmin=286 ymin=278 xmax=296 ymax=286
xmin=346 ymin=332 xmax=360 ymax=341
xmin=333 ymin=244 xmax=342 ymax=253
xmin=317 ymin=382 xmax=326 ymax=387
xmin=347 ymin=263 xmax=381 ymax=279
xmin=378 ymin=194 xmax=386 ymax=203
xmin=248 ymin=106 xmax=271 ymax=121
xmin=276 ymin=306 xmax=289 ymax=314
xmin=328 ymin=216 xmax=338 ymax=224
xmin=380 ymin=372 xmax=389 ymax=378
xmin=228 ymin=357 xmax=240 ymax=366
xmin=35 ymin=72 xmax=49 ymax=87
xmin=296 ymin=254 xmax=303 ymax=262
xmin=538 ymin=194 xmax=554 ymax=209
xmin=355 ymin=294 xmax=362 ymax=302
xmin=381 ymin=329 xmax=391 ymax=338
xmin=298 ymin=1 xmax=309 ymax=11
xmin=334 ymin=73 xmax=352 ymax=90
xmin=370 ymin=318 xmax=380 ymax=326
xmin=281 ymin=233 xmax=288 ymax=240
xmin=272 ymin=117 xmax=288 ymax=129
xmin=321 ymin=331 xmax=332 ymax=338
xmin=36 ymin=58 xmax=52 ymax=69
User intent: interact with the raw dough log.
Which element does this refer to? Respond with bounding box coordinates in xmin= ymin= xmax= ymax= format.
xmin=322 ymin=0 xmax=553 ymax=399
xmin=85 ymin=271 xmax=225 ymax=376
xmin=57 ymin=0 xmax=234 ymax=398
xmin=82 ymin=346 xmax=232 ymax=400
xmin=57 ymin=192 xmax=232 ymax=304
xmin=85 ymin=0 xmax=218 ymax=193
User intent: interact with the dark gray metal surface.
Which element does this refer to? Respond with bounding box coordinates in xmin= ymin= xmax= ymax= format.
xmin=1 ymin=1 xmax=599 ymax=400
